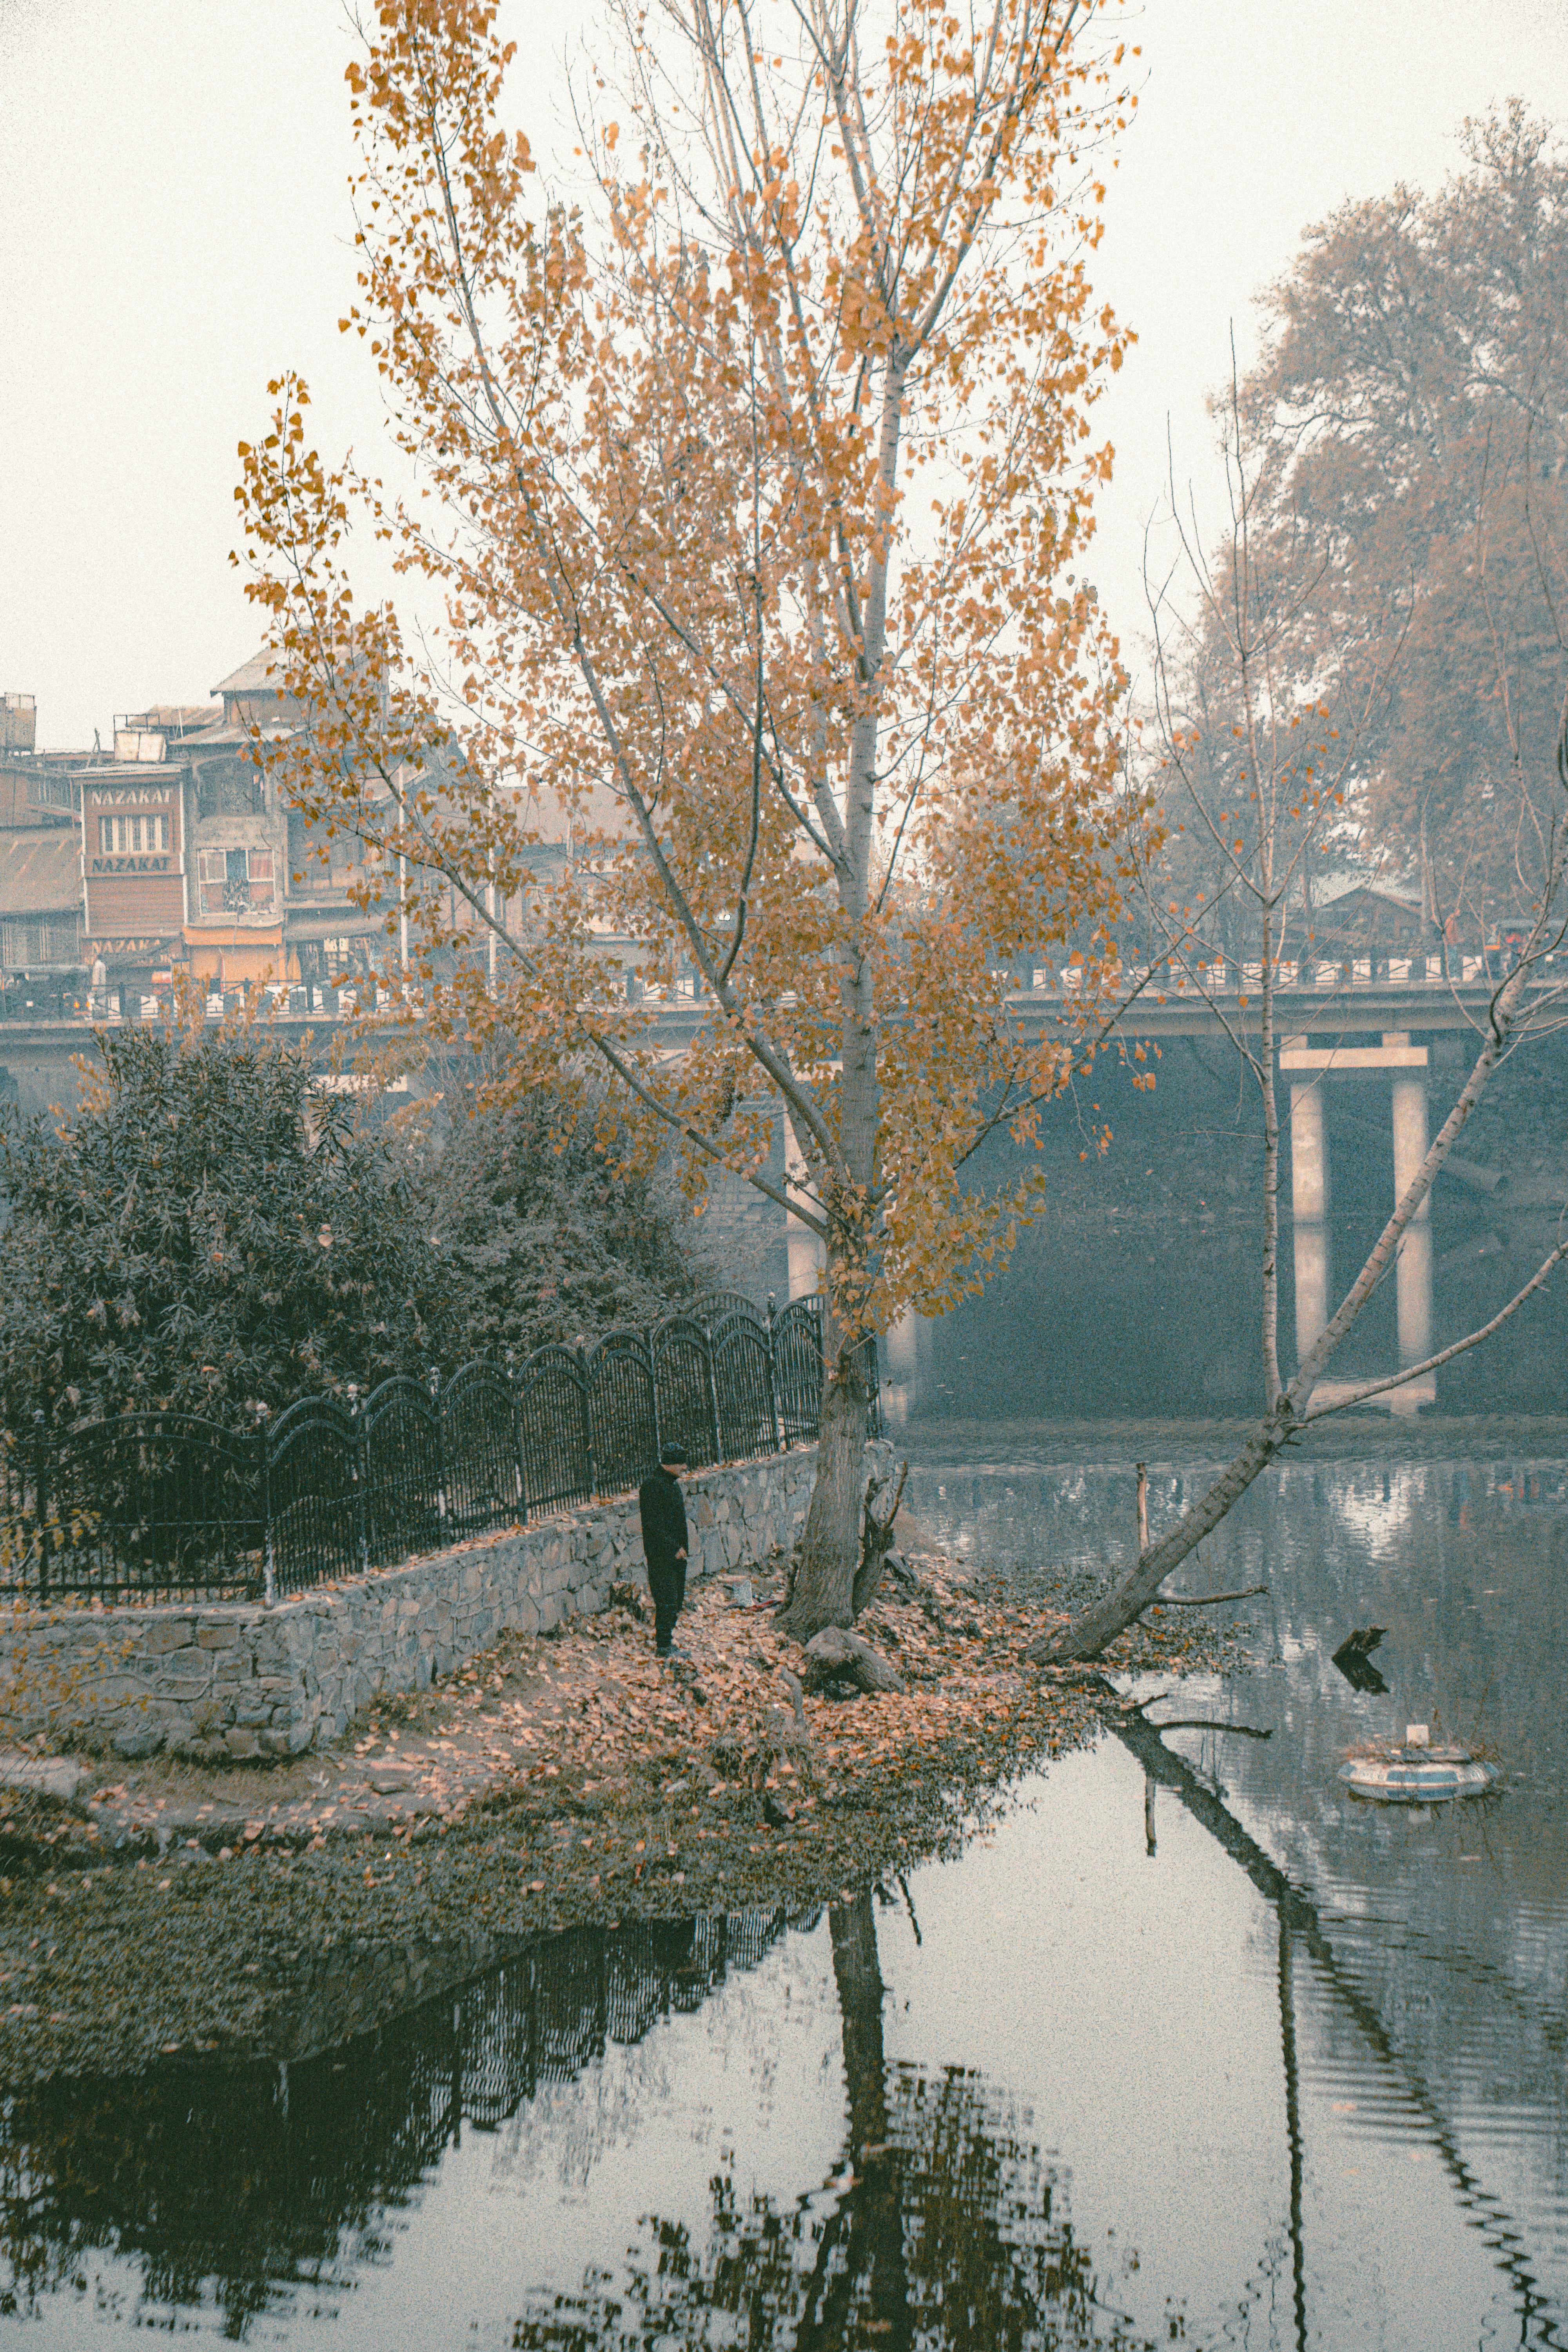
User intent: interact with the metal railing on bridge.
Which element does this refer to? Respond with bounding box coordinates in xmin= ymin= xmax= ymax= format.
xmin=9 ymin=949 xmax=1557 ymax=1031
xmin=0 ymin=982 xmax=390 ymax=1026
xmin=0 ymin=1297 xmax=881 ymax=1607
xmin=1031 ymin=951 xmax=1560 ymax=997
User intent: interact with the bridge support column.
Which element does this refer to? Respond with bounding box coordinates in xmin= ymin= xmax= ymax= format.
xmin=1289 ymin=1078 xmax=1330 ymax=1355
xmin=1280 ymin=1031 xmax=1435 ymax=1413
xmin=884 ymin=1309 xmax=920 ymax=1426
xmin=1391 ymin=1058 xmax=1432 ymax=1387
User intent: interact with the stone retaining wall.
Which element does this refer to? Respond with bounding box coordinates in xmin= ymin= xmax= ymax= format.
xmin=1 ymin=1442 xmax=877 ymax=1762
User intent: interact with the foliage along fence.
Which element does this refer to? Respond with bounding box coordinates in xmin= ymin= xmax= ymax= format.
xmin=0 ymin=1298 xmax=881 ymax=1608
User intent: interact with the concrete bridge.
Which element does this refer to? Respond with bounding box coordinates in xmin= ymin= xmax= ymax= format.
xmin=0 ymin=968 xmax=1543 ymax=1423
xmin=0 ymin=958 xmax=1537 ymax=1078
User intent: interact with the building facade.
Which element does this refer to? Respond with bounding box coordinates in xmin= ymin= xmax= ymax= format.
xmin=1 ymin=652 xmax=645 ymax=1002
xmin=0 ymin=659 xmax=388 ymax=998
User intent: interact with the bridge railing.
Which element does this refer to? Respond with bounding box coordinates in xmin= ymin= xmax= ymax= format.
xmin=14 ymin=946 xmax=1568 ymax=1033
xmin=1025 ymin=949 xmax=1568 ymax=998
xmin=0 ymin=1296 xmax=882 ymax=1607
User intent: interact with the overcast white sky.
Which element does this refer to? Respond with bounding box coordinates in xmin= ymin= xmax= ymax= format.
xmin=4 ymin=0 xmax=1568 ymax=747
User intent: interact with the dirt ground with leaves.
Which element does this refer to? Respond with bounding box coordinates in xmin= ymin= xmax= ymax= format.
xmin=0 ymin=1543 xmax=1241 ymax=2085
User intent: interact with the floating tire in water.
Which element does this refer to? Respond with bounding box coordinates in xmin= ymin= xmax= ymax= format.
xmin=1338 ymin=1746 xmax=1497 ymax=1804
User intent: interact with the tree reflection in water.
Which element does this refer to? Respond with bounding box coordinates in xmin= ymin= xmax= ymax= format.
xmin=510 ymin=1889 xmax=1154 ymax=2352
xmin=0 ymin=1893 xmax=1154 ymax=2347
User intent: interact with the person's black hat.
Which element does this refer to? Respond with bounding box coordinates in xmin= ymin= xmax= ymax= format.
xmin=659 ymin=1442 xmax=689 ymax=1466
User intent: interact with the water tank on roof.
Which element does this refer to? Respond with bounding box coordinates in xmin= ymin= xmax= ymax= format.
xmin=1 ymin=695 xmax=36 ymax=753
xmin=112 ymin=728 xmax=167 ymax=763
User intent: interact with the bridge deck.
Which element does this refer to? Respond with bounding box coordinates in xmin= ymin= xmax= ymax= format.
xmin=0 ymin=971 xmax=1549 ymax=1057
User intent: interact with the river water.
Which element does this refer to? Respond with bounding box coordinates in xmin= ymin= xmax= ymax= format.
xmin=2 ymin=1445 xmax=1565 ymax=2348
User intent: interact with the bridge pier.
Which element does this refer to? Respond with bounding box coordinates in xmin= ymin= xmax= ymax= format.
xmin=1392 ymin=1067 xmax=1433 ymax=1372
xmin=1281 ymin=1033 xmax=1435 ymax=1414
xmin=1287 ymin=1076 xmax=1330 ymax=1355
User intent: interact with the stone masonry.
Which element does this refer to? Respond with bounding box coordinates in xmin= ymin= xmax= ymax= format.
xmin=0 ymin=1443 xmax=880 ymax=1762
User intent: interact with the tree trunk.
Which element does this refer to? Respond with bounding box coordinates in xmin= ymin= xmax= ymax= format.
xmin=802 ymin=1624 xmax=906 ymax=1695
xmin=792 ymin=1889 xmax=911 ymax=2351
xmin=780 ymin=1346 xmax=869 ymax=1641
xmin=1040 ymin=1411 xmax=1290 ymax=1662
xmin=1108 ymin=1706 xmax=1542 ymax=2281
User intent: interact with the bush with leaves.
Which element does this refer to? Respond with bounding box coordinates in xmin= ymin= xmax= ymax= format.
xmin=0 ymin=1018 xmax=438 ymax=1432
xmin=411 ymin=1080 xmax=710 ymax=1365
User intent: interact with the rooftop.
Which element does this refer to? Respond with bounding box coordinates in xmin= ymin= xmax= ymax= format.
xmin=1292 ymin=868 xmax=1423 ymax=913
xmin=213 ymin=650 xmax=287 ymax=697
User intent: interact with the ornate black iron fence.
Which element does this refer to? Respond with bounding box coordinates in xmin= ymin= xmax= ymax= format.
xmin=0 ymin=1296 xmax=882 ymax=1606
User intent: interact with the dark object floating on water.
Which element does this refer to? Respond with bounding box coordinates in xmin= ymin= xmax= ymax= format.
xmin=1332 ymin=1625 xmax=1389 ymax=1693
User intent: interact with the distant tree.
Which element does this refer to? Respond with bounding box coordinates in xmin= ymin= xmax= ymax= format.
xmin=0 ymin=1018 xmax=437 ymax=1432
xmin=1216 ymin=100 xmax=1568 ymax=935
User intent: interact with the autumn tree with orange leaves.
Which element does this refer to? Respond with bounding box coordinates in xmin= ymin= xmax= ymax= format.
xmin=236 ymin=0 xmax=1145 ymax=1638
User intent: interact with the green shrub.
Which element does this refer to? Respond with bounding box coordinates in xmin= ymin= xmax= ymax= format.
xmin=0 ymin=1019 xmax=437 ymax=1430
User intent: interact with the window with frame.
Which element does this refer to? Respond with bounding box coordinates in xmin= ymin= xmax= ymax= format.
xmin=98 ymin=811 xmax=168 ymax=856
xmin=197 ymin=846 xmax=276 ymax=915
xmin=196 ymin=762 xmax=265 ymax=819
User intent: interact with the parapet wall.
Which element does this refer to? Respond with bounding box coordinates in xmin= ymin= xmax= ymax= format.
xmin=1 ymin=1443 xmax=873 ymax=1762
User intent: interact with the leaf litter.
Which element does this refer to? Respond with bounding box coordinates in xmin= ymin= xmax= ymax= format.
xmin=0 ymin=1553 xmax=1241 ymax=2085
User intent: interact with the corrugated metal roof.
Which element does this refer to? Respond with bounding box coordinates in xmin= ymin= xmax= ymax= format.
xmin=1316 ymin=869 xmax=1422 ymax=911
xmin=0 ymin=828 xmax=81 ymax=915
xmin=213 ymin=650 xmax=286 ymax=696
xmin=181 ymin=721 xmax=290 ymax=748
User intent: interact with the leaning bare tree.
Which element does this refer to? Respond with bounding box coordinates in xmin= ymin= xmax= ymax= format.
xmin=1047 ymin=368 xmax=1568 ymax=1662
xmin=238 ymin=0 xmax=1147 ymax=1640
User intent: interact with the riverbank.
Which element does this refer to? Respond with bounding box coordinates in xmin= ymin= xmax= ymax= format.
xmin=0 ymin=1550 xmax=1240 ymax=2083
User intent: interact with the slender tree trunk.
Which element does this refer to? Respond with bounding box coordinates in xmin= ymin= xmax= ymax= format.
xmin=1044 ymin=1414 xmax=1290 ymax=1661
xmin=1259 ymin=898 xmax=1282 ymax=1407
xmin=782 ymin=1328 xmax=869 ymax=1641
xmin=1419 ymin=795 xmax=1439 ymax=943
xmin=1108 ymin=1708 xmax=1544 ymax=2303
xmin=788 ymin=356 xmax=906 ymax=1644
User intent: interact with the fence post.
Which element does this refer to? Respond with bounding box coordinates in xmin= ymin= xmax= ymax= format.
xmin=430 ymin=1366 xmax=447 ymax=1541
xmin=575 ymin=1344 xmax=599 ymax=1500
xmin=650 ymin=1327 xmax=664 ymax=1463
xmin=506 ymin=1351 xmax=528 ymax=1524
xmin=702 ymin=1324 xmax=722 ymax=1465
xmin=32 ymin=1410 xmax=49 ymax=1603
xmin=766 ymin=1296 xmax=784 ymax=1451
xmin=349 ymin=1387 xmax=371 ymax=1575
xmin=260 ymin=1405 xmax=276 ymax=1606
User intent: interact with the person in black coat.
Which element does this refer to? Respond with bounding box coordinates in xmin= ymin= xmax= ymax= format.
xmin=638 ymin=1442 xmax=690 ymax=1656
